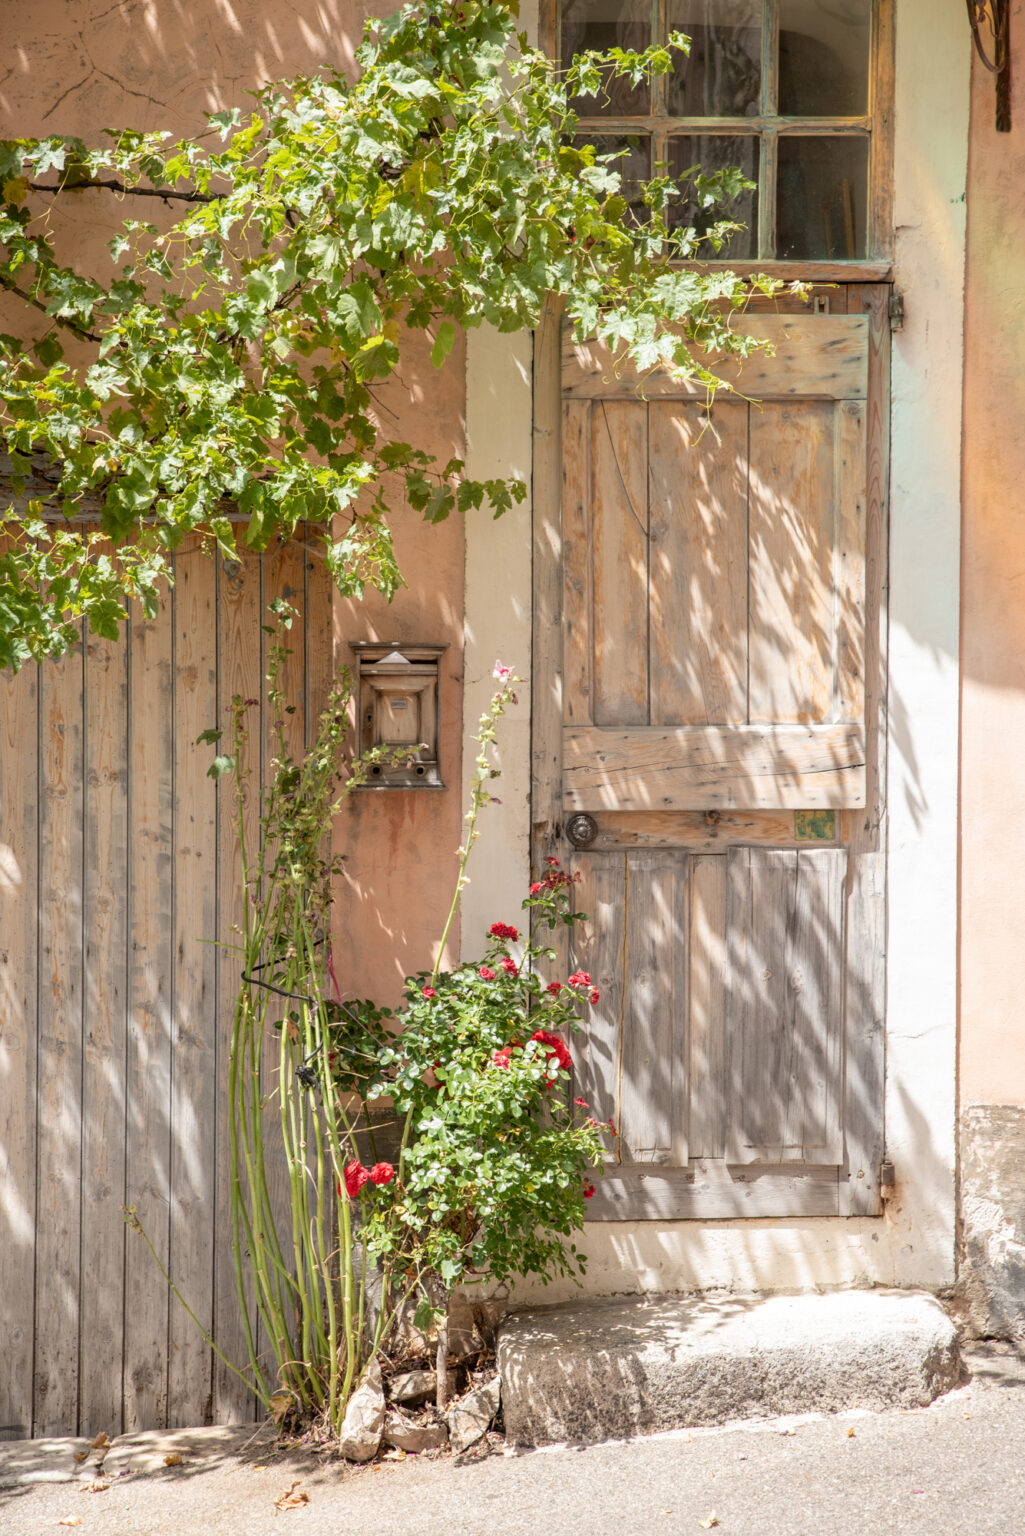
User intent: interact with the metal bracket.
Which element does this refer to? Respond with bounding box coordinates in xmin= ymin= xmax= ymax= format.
xmin=888 ymin=291 xmax=905 ymax=333
xmin=879 ymin=1160 xmax=897 ymax=1201
xmin=966 ymin=0 xmax=1011 ymax=131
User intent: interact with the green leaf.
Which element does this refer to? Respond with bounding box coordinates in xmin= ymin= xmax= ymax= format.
xmin=430 ymin=320 xmax=456 ymax=370
xmin=207 ymin=754 xmax=236 ymax=780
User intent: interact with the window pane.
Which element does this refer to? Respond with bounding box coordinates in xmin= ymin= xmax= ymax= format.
xmin=666 ymin=0 xmax=762 ymax=118
xmin=576 ymin=134 xmax=653 ymax=223
xmin=779 ymin=0 xmax=871 ymax=116
xmin=667 ymin=135 xmax=759 ymax=259
xmin=562 ymin=0 xmax=653 ymax=118
xmin=777 ymin=136 xmax=869 ymax=259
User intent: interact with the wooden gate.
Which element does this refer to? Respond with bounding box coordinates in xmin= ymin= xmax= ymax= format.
xmin=0 ymin=532 xmax=330 ymax=1438
xmin=532 ymin=287 xmax=889 ymax=1220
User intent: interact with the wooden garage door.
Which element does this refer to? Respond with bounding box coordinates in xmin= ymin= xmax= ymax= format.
xmin=532 ymin=288 xmax=889 ymax=1219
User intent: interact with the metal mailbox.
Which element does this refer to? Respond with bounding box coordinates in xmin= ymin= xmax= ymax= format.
xmin=350 ymin=641 xmax=447 ymax=789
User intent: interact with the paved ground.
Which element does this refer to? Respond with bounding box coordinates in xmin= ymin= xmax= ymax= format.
xmin=2 ymin=1346 xmax=1023 ymax=1536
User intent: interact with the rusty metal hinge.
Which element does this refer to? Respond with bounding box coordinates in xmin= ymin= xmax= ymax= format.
xmin=888 ymin=291 xmax=905 ymax=333
xmin=880 ymin=1160 xmax=896 ymax=1200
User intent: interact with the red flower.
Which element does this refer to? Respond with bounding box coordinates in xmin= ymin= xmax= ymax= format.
xmin=546 ymin=980 xmax=563 ymax=995
xmin=608 ymin=1117 xmax=618 ymax=1138
xmin=489 ymin=922 xmax=519 ymax=941
xmin=493 ymin=661 xmax=512 ymax=683
xmin=529 ymin=882 xmax=543 ymax=895
xmin=583 ymin=1184 xmax=596 ymax=1200
xmin=422 ymin=985 xmax=436 ymax=999
xmin=501 ymin=956 xmax=517 ymax=974
xmin=493 ymin=1046 xmax=513 ymax=1069
xmin=568 ymin=970 xmax=592 ymax=988
xmin=546 ymin=857 xmax=561 ymax=867
xmin=589 ymin=987 xmax=601 ymax=1004
xmin=369 ymin=1162 xmax=394 ymax=1186
xmin=574 ymin=1097 xmax=589 ymax=1108
xmin=530 ymin=1028 xmax=572 ymax=1078
xmin=479 ymin=965 xmax=496 ymax=981
xmin=343 ymin=1160 xmax=370 ymax=1198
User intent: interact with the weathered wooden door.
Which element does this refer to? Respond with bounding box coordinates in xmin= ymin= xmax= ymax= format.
xmin=532 ymin=287 xmax=888 ymax=1219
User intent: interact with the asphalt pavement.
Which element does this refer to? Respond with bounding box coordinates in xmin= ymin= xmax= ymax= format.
xmin=2 ymin=1345 xmax=1023 ymax=1536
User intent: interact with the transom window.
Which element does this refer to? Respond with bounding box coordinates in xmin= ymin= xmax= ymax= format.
xmin=557 ymin=0 xmax=888 ymax=264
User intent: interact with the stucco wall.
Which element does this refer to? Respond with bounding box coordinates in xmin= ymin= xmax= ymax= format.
xmin=957 ymin=3 xmax=1025 ymax=1337
xmin=464 ymin=0 xmax=968 ymax=1303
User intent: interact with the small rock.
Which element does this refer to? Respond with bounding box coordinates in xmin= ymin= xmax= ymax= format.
xmin=382 ymin=1411 xmax=449 ymax=1454
xmin=387 ymin=1370 xmax=454 ymax=1406
xmin=446 ymin=1376 xmax=500 ymax=1454
xmin=338 ymin=1360 xmax=385 ymax=1463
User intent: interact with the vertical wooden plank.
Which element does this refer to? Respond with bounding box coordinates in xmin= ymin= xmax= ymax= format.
xmin=840 ymin=284 xmax=889 ymax=1216
xmin=749 ymin=400 xmax=835 ymax=724
xmin=591 ymin=400 xmax=649 ymax=727
xmin=835 ymin=401 xmax=867 ymax=723
xmin=562 ymin=400 xmax=593 ymax=727
xmin=79 ymin=621 xmax=129 ymax=1435
xmin=34 ymin=642 xmax=84 ymax=1435
xmin=212 ymin=548 xmax=262 ymax=1422
xmin=620 ymin=850 xmax=688 ymax=1166
xmin=569 ymin=852 xmax=626 ymax=1139
xmin=168 ymin=537 xmax=218 ymax=1427
xmin=0 ymin=657 xmax=39 ymax=1440
xmin=257 ymin=537 xmax=307 ymax=1382
xmin=687 ymin=854 xmax=727 ymax=1161
xmin=305 ymin=528 xmax=335 ymax=747
xmin=531 ymin=297 xmax=571 ymax=976
xmin=726 ymin=847 xmax=845 ymax=1169
xmin=648 ymin=400 xmax=748 ymax=726
xmin=124 ymin=593 xmax=174 ymax=1432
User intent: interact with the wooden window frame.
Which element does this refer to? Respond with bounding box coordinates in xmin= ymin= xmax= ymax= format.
xmin=540 ymin=0 xmax=895 ymax=281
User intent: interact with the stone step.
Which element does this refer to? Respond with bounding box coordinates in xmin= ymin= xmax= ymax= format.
xmin=497 ymin=1289 xmax=962 ymax=1448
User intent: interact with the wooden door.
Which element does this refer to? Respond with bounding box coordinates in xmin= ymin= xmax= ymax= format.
xmin=532 ymin=287 xmax=888 ymax=1220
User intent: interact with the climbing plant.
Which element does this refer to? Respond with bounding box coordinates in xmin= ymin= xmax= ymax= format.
xmin=0 ymin=0 xmax=783 ymax=671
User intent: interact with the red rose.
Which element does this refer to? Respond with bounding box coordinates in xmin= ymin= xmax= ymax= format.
xmin=546 ymin=857 xmax=561 ymax=867
xmin=369 ymin=1162 xmax=394 ymax=1186
xmin=608 ymin=1117 xmax=618 ymax=1138
xmin=479 ymin=965 xmax=496 ymax=981
xmin=501 ymin=956 xmax=517 ymax=974
xmin=583 ymin=1184 xmax=596 ymax=1200
xmin=530 ymin=1028 xmax=572 ymax=1077
xmin=493 ymin=1046 xmax=513 ymax=1069
xmin=568 ymin=970 xmax=592 ymax=988
xmin=489 ymin=922 xmax=519 ymax=941
xmin=574 ymin=1097 xmax=589 ymax=1108
xmin=589 ymin=987 xmax=600 ymax=1004
xmin=422 ymin=985 xmax=436 ymax=999
xmin=343 ymin=1160 xmax=370 ymax=1198
xmin=546 ymin=980 xmax=563 ymax=995
xmin=529 ymin=881 xmax=544 ymax=895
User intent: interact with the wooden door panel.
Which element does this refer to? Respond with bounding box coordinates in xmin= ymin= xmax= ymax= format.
xmin=535 ymin=292 xmax=890 ymax=1222
xmin=725 ymin=848 xmax=846 ymax=1165
xmin=648 ymin=400 xmax=748 ymax=727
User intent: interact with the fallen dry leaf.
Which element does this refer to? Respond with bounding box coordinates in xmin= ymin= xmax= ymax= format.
xmin=253 ymin=1464 xmax=267 ymax=1472
xmin=57 ymin=1517 xmax=82 ymax=1527
xmin=72 ymin=1453 xmax=88 ymax=1464
xmin=268 ymin=1392 xmax=292 ymax=1424
xmin=90 ymin=1433 xmax=109 ymax=1451
xmin=698 ymin=1515 xmax=720 ymax=1529
xmin=79 ymin=1479 xmax=110 ymax=1494
xmin=163 ymin=1452 xmax=183 ymax=1467
xmin=274 ymin=1481 xmax=309 ymax=1511
xmin=846 ymin=1426 xmax=856 ymax=1438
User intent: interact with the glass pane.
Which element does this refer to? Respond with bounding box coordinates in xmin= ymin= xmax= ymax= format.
xmin=576 ymin=134 xmax=653 ymax=223
xmin=562 ymin=0 xmax=652 ymax=118
xmin=777 ymin=136 xmax=869 ymax=259
xmin=667 ymin=135 xmax=759 ymax=258
xmin=779 ymin=0 xmax=872 ymax=116
xmin=666 ymin=0 xmax=762 ymax=118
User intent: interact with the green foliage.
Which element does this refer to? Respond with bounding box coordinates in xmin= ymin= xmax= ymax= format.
xmin=0 ymin=0 xmax=783 ymax=671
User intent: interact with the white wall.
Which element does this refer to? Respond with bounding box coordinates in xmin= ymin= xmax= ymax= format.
xmin=462 ymin=0 xmax=968 ymax=1299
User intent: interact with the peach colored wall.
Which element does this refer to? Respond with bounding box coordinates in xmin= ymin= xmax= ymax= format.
xmin=1 ymin=0 xmax=467 ymax=1011
xmin=960 ymin=13 xmax=1025 ymax=1111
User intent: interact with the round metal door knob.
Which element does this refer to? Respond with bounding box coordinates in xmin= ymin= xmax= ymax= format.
xmin=566 ymin=813 xmax=599 ymax=849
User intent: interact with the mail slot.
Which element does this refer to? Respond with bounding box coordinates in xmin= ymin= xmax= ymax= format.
xmin=350 ymin=642 xmax=447 ymax=789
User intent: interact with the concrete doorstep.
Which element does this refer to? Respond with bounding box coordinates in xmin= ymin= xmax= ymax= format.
xmin=497 ymin=1289 xmax=963 ymax=1448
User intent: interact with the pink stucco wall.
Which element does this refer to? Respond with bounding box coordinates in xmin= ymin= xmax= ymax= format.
xmin=1 ymin=0 xmax=467 ymax=1009
xmin=960 ymin=17 xmax=1025 ymax=1111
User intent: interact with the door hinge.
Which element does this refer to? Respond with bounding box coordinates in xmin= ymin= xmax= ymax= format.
xmin=888 ymin=291 xmax=905 ymax=332
xmin=879 ymin=1160 xmax=896 ymax=1200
